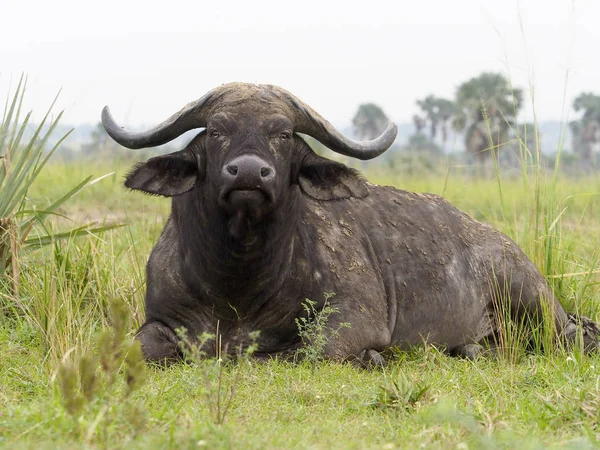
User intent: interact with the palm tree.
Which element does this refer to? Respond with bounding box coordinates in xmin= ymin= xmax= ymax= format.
xmin=453 ymin=73 xmax=523 ymax=168
xmin=416 ymin=95 xmax=439 ymax=141
xmin=416 ymin=96 xmax=455 ymax=151
xmin=435 ymin=98 xmax=455 ymax=151
xmin=571 ymin=92 xmax=600 ymax=163
xmin=412 ymin=115 xmax=426 ymax=134
xmin=352 ymin=103 xmax=390 ymax=141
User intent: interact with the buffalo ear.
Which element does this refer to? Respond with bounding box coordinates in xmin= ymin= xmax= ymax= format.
xmin=298 ymin=152 xmax=369 ymax=201
xmin=125 ymin=149 xmax=200 ymax=197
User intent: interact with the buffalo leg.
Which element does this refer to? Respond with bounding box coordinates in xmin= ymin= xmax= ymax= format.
xmin=505 ymin=271 xmax=600 ymax=351
xmin=136 ymin=320 xmax=181 ymax=363
xmin=355 ymin=348 xmax=387 ymax=368
xmin=562 ymin=313 xmax=600 ymax=352
xmin=451 ymin=343 xmax=485 ymax=359
xmin=323 ymin=312 xmax=391 ymax=368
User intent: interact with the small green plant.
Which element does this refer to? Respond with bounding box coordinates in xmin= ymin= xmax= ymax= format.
xmin=370 ymin=373 xmax=429 ymax=411
xmin=178 ymin=327 xmax=259 ymax=425
xmin=56 ymin=299 xmax=147 ymax=442
xmin=295 ymin=292 xmax=351 ymax=365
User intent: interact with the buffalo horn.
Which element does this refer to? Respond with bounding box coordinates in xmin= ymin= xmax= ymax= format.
xmin=101 ymin=91 xmax=217 ymax=149
xmin=273 ymin=86 xmax=397 ymax=160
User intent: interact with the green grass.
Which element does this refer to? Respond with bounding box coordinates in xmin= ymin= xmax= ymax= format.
xmin=1 ymin=160 xmax=600 ymax=449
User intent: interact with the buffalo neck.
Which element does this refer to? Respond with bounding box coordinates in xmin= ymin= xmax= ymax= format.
xmin=171 ymin=189 xmax=302 ymax=316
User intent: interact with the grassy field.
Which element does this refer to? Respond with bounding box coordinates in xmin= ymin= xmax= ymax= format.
xmin=1 ymin=158 xmax=600 ymax=449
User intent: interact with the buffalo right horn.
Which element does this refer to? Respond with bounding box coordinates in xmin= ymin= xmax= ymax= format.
xmin=101 ymin=90 xmax=220 ymax=149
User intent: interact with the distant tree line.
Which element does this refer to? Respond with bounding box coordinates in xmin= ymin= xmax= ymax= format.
xmin=352 ymin=72 xmax=599 ymax=169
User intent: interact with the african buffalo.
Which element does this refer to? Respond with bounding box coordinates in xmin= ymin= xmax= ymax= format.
xmin=102 ymin=83 xmax=598 ymax=365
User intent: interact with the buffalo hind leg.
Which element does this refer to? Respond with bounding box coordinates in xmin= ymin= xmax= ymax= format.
xmin=136 ymin=321 xmax=181 ymax=364
xmin=507 ymin=278 xmax=600 ymax=353
xmin=562 ymin=313 xmax=600 ymax=353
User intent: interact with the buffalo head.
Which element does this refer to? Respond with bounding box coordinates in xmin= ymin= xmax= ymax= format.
xmin=102 ymin=83 xmax=397 ymax=233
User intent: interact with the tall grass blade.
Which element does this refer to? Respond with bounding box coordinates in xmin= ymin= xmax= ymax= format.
xmin=23 ymin=224 xmax=126 ymax=249
xmin=0 ymin=79 xmax=121 ymax=281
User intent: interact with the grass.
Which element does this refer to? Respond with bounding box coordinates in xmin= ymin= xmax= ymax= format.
xmin=0 ymin=78 xmax=122 ymax=303
xmin=1 ymin=158 xmax=600 ymax=448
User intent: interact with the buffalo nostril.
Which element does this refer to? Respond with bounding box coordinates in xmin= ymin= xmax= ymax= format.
xmin=226 ymin=165 xmax=238 ymax=176
xmin=260 ymin=167 xmax=272 ymax=178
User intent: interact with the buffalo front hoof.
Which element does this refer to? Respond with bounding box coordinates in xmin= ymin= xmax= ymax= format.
xmin=136 ymin=321 xmax=181 ymax=364
xmin=355 ymin=348 xmax=387 ymax=369
xmin=452 ymin=343 xmax=484 ymax=360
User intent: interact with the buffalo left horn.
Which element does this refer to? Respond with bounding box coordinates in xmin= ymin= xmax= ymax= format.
xmin=271 ymin=85 xmax=397 ymax=161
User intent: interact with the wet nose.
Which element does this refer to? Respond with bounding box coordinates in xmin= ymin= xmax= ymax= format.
xmin=222 ymin=154 xmax=275 ymax=187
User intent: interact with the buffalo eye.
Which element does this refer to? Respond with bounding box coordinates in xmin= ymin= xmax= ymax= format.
xmin=279 ymin=131 xmax=291 ymax=141
xmin=210 ymin=130 xmax=221 ymax=139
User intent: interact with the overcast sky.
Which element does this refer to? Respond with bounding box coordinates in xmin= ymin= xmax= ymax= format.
xmin=1 ymin=0 xmax=598 ymax=128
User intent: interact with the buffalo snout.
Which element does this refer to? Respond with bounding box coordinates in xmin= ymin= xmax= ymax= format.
xmin=223 ymin=155 xmax=275 ymax=184
xmin=220 ymin=154 xmax=276 ymax=209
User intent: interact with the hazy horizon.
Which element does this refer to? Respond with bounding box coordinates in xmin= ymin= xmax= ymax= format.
xmin=2 ymin=0 xmax=598 ymax=129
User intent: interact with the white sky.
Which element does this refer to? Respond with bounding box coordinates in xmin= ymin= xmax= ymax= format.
xmin=1 ymin=0 xmax=598 ymax=128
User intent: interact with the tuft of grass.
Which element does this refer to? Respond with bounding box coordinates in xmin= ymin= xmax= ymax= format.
xmin=370 ymin=372 xmax=429 ymax=411
xmin=6 ymin=230 xmax=144 ymax=366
